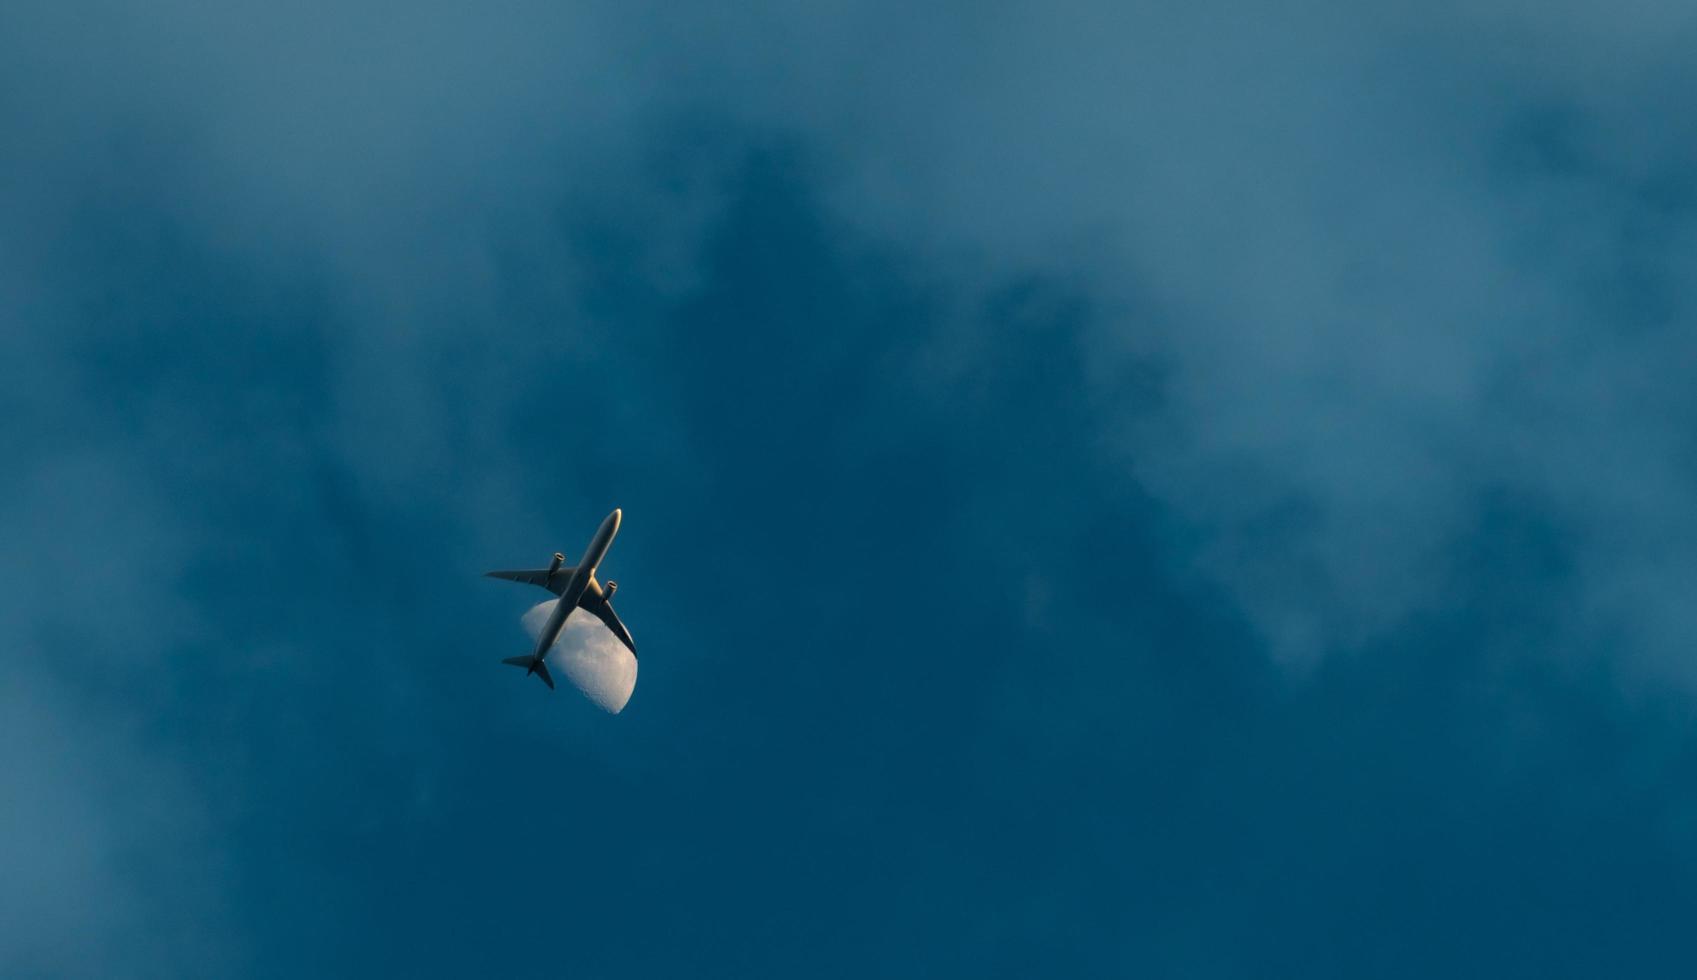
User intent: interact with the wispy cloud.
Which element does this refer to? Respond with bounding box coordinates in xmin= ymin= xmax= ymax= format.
xmin=681 ymin=1 xmax=1697 ymax=670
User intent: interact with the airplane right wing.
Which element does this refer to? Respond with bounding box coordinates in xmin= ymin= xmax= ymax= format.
xmin=484 ymin=567 xmax=572 ymax=595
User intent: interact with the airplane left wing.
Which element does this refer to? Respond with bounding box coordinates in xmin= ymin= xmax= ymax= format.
xmin=580 ymin=583 xmax=637 ymax=657
xmin=484 ymin=567 xmax=572 ymax=595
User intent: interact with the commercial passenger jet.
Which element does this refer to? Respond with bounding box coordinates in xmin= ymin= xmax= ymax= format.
xmin=485 ymin=508 xmax=636 ymax=690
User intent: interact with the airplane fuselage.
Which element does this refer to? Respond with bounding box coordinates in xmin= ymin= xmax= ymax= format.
xmin=530 ymin=508 xmax=621 ymax=662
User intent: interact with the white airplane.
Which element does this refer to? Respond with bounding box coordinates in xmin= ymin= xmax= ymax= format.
xmin=485 ymin=508 xmax=636 ymax=690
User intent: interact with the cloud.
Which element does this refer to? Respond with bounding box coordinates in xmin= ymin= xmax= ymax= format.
xmin=6 ymin=1 xmax=1697 ymax=971
xmin=0 ymin=445 xmax=236 ymax=975
xmin=0 ymin=661 xmax=231 ymax=977
xmin=522 ymin=599 xmax=638 ymax=713
xmin=650 ymin=0 xmax=1697 ymax=670
xmin=10 ymin=0 xmax=1697 ymax=682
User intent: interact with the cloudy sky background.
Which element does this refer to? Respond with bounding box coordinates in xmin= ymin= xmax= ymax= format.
xmin=7 ymin=1 xmax=1697 ymax=976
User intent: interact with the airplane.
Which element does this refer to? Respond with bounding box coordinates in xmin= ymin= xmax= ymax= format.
xmin=485 ymin=507 xmax=636 ymax=690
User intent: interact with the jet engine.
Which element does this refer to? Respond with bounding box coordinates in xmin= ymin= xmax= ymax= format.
xmin=547 ymin=552 xmax=564 ymax=576
xmin=603 ymin=581 xmax=618 ymax=600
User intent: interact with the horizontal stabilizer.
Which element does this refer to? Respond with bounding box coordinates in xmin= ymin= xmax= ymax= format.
xmin=500 ymin=654 xmax=556 ymax=690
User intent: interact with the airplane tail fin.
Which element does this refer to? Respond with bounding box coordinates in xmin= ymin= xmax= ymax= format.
xmin=500 ymin=655 xmax=556 ymax=690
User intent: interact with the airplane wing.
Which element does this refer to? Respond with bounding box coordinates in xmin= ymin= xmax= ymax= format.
xmin=580 ymin=581 xmax=637 ymax=657
xmin=484 ymin=567 xmax=572 ymax=595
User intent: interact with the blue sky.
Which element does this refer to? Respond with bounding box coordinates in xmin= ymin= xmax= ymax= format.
xmin=7 ymin=2 xmax=1697 ymax=977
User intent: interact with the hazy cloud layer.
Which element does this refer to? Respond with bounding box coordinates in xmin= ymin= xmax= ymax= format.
xmin=8 ymin=1 xmax=1697 ymax=977
xmin=660 ymin=0 xmax=1697 ymax=667
xmin=13 ymin=0 xmax=1690 ymax=670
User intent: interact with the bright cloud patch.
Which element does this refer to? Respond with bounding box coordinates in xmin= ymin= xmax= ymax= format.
xmin=521 ymin=600 xmax=638 ymax=713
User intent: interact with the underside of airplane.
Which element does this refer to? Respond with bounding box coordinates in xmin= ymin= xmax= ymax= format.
xmin=485 ymin=558 xmax=637 ymax=657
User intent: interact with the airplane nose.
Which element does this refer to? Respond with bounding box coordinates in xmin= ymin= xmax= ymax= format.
xmin=610 ymin=508 xmax=622 ymax=529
